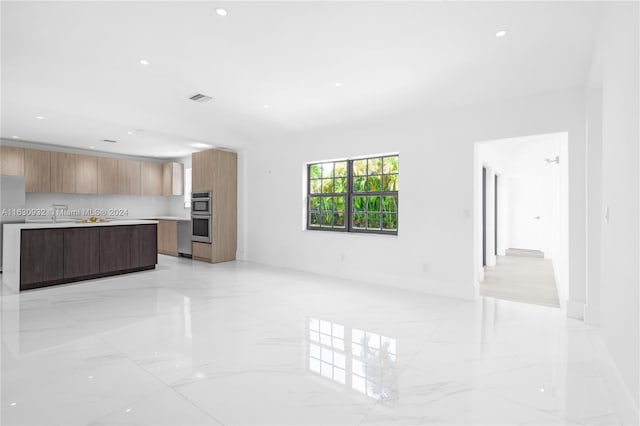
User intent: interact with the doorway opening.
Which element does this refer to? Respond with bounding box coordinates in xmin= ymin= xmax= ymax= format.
xmin=474 ymin=132 xmax=569 ymax=309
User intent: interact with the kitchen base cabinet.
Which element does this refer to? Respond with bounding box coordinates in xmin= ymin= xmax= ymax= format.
xmin=20 ymin=229 xmax=64 ymax=290
xmin=132 ymin=224 xmax=157 ymax=268
xmin=19 ymin=224 xmax=157 ymax=291
xmin=157 ymin=220 xmax=178 ymax=256
xmin=99 ymin=226 xmax=132 ymax=273
xmin=63 ymin=228 xmax=100 ymax=279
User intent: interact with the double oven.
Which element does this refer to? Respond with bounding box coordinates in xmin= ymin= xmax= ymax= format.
xmin=191 ymin=191 xmax=212 ymax=243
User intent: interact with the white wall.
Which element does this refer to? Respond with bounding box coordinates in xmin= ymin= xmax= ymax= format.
xmin=597 ymin=2 xmax=639 ymax=412
xmin=585 ymin=88 xmax=602 ymax=326
xmin=246 ymin=88 xmax=587 ymax=302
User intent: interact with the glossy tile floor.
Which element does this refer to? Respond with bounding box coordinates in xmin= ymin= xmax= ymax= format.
xmin=1 ymin=256 xmax=624 ymax=425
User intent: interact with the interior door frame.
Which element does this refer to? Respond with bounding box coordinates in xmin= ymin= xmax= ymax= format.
xmin=482 ymin=166 xmax=487 ymax=267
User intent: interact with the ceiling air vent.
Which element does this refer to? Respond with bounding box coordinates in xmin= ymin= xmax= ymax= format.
xmin=189 ymin=93 xmax=213 ymax=103
xmin=102 ymin=139 xmax=117 ymax=143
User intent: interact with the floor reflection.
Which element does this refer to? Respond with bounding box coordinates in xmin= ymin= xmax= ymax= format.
xmin=308 ymin=317 xmax=397 ymax=400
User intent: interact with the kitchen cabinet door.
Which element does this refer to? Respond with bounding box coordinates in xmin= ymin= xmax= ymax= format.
xmin=98 ymin=157 xmax=118 ymax=194
xmin=157 ymin=220 xmax=178 ymax=256
xmin=141 ymin=162 xmax=163 ymax=196
xmin=75 ymin=154 xmax=98 ymax=194
xmin=162 ymin=162 xmax=184 ymax=196
xmin=63 ymin=227 xmax=100 ymax=278
xmin=51 ymin=152 xmax=76 ymax=193
xmin=118 ymin=160 xmax=141 ymax=195
xmin=192 ymin=150 xmax=216 ymax=192
xmin=0 ymin=146 xmax=25 ymax=176
xmin=24 ymin=149 xmax=51 ymax=192
xmin=20 ymin=229 xmax=64 ymax=289
xmin=131 ymin=224 xmax=157 ymax=268
xmin=99 ymin=226 xmax=131 ymax=273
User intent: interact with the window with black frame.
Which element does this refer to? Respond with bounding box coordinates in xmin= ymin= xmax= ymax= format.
xmin=307 ymin=155 xmax=398 ymax=235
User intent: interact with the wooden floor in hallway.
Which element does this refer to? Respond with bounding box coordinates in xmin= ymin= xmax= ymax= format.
xmin=480 ymin=252 xmax=561 ymax=308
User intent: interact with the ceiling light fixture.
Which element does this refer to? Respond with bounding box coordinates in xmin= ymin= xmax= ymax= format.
xmin=127 ymin=131 xmax=133 ymax=135
xmin=335 ymin=82 xmax=343 ymax=87
xmin=263 ymin=104 xmax=270 ymax=108
xmin=89 ymin=146 xmax=95 ymax=149
xmin=36 ymin=116 xmax=44 ymax=120
xmin=495 ymin=30 xmax=508 ymax=38
xmin=216 ymin=8 xmax=227 ymax=16
xmin=139 ymin=59 xmax=149 ymax=65
xmin=12 ymin=135 xmax=19 ymax=139
xmin=191 ymin=142 xmax=212 ymax=149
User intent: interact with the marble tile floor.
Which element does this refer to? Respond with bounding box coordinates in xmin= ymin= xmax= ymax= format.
xmin=0 ymin=255 xmax=626 ymax=425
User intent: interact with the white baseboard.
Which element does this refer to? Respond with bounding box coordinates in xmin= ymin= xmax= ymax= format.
xmin=566 ymin=299 xmax=585 ymax=320
xmin=591 ymin=335 xmax=640 ymax=425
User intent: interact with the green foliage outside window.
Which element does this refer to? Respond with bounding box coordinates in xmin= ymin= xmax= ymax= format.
xmin=308 ymin=155 xmax=398 ymax=234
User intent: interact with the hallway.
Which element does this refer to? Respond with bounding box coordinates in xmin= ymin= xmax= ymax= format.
xmin=480 ymin=253 xmax=561 ymax=308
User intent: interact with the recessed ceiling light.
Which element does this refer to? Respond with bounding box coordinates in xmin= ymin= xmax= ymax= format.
xmin=263 ymin=104 xmax=270 ymax=108
xmin=335 ymin=82 xmax=343 ymax=87
xmin=191 ymin=142 xmax=212 ymax=149
xmin=127 ymin=131 xmax=133 ymax=135
xmin=216 ymin=8 xmax=227 ymax=16
xmin=10 ymin=403 xmax=17 ymax=407
xmin=139 ymin=59 xmax=149 ymax=65
xmin=495 ymin=30 xmax=508 ymax=38
xmin=12 ymin=135 xmax=19 ymax=139
xmin=89 ymin=146 xmax=95 ymax=149
xmin=36 ymin=116 xmax=44 ymax=120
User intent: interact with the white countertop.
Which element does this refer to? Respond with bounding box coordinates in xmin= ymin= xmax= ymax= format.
xmin=150 ymin=216 xmax=191 ymax=222
xmin=2 ymin=219 xmax=158 ymax=231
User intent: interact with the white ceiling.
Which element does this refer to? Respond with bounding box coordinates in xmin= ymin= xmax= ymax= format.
xmin=1 ymin=1 xmax=602 ymax=157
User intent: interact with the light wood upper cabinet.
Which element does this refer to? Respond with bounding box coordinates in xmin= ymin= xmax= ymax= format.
xmin=50 ymin=152 xmax=76 ymax=193
xmin=162 ymin=162 xmax=184 ymax=196
xmin=75 ymin=154 xmax=98 ymax=194
xmin=117 ymin=160 xmax=141 ymax=195
xmin=24 ymin=149 xmax=51 ymax=192
xmin=98 ymin=157 xmax=118 ymax=194
xmin=141 ymin=162 xmax=163 ymax=196
xmin=0 ymin=146 xmax=25 ymax=176
xmin=4 ymin=145 xmax=180 ymax=196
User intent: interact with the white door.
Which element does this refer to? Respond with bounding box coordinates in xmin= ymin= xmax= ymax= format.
xmin=508 ymin=177 xmax=543 ymax=250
